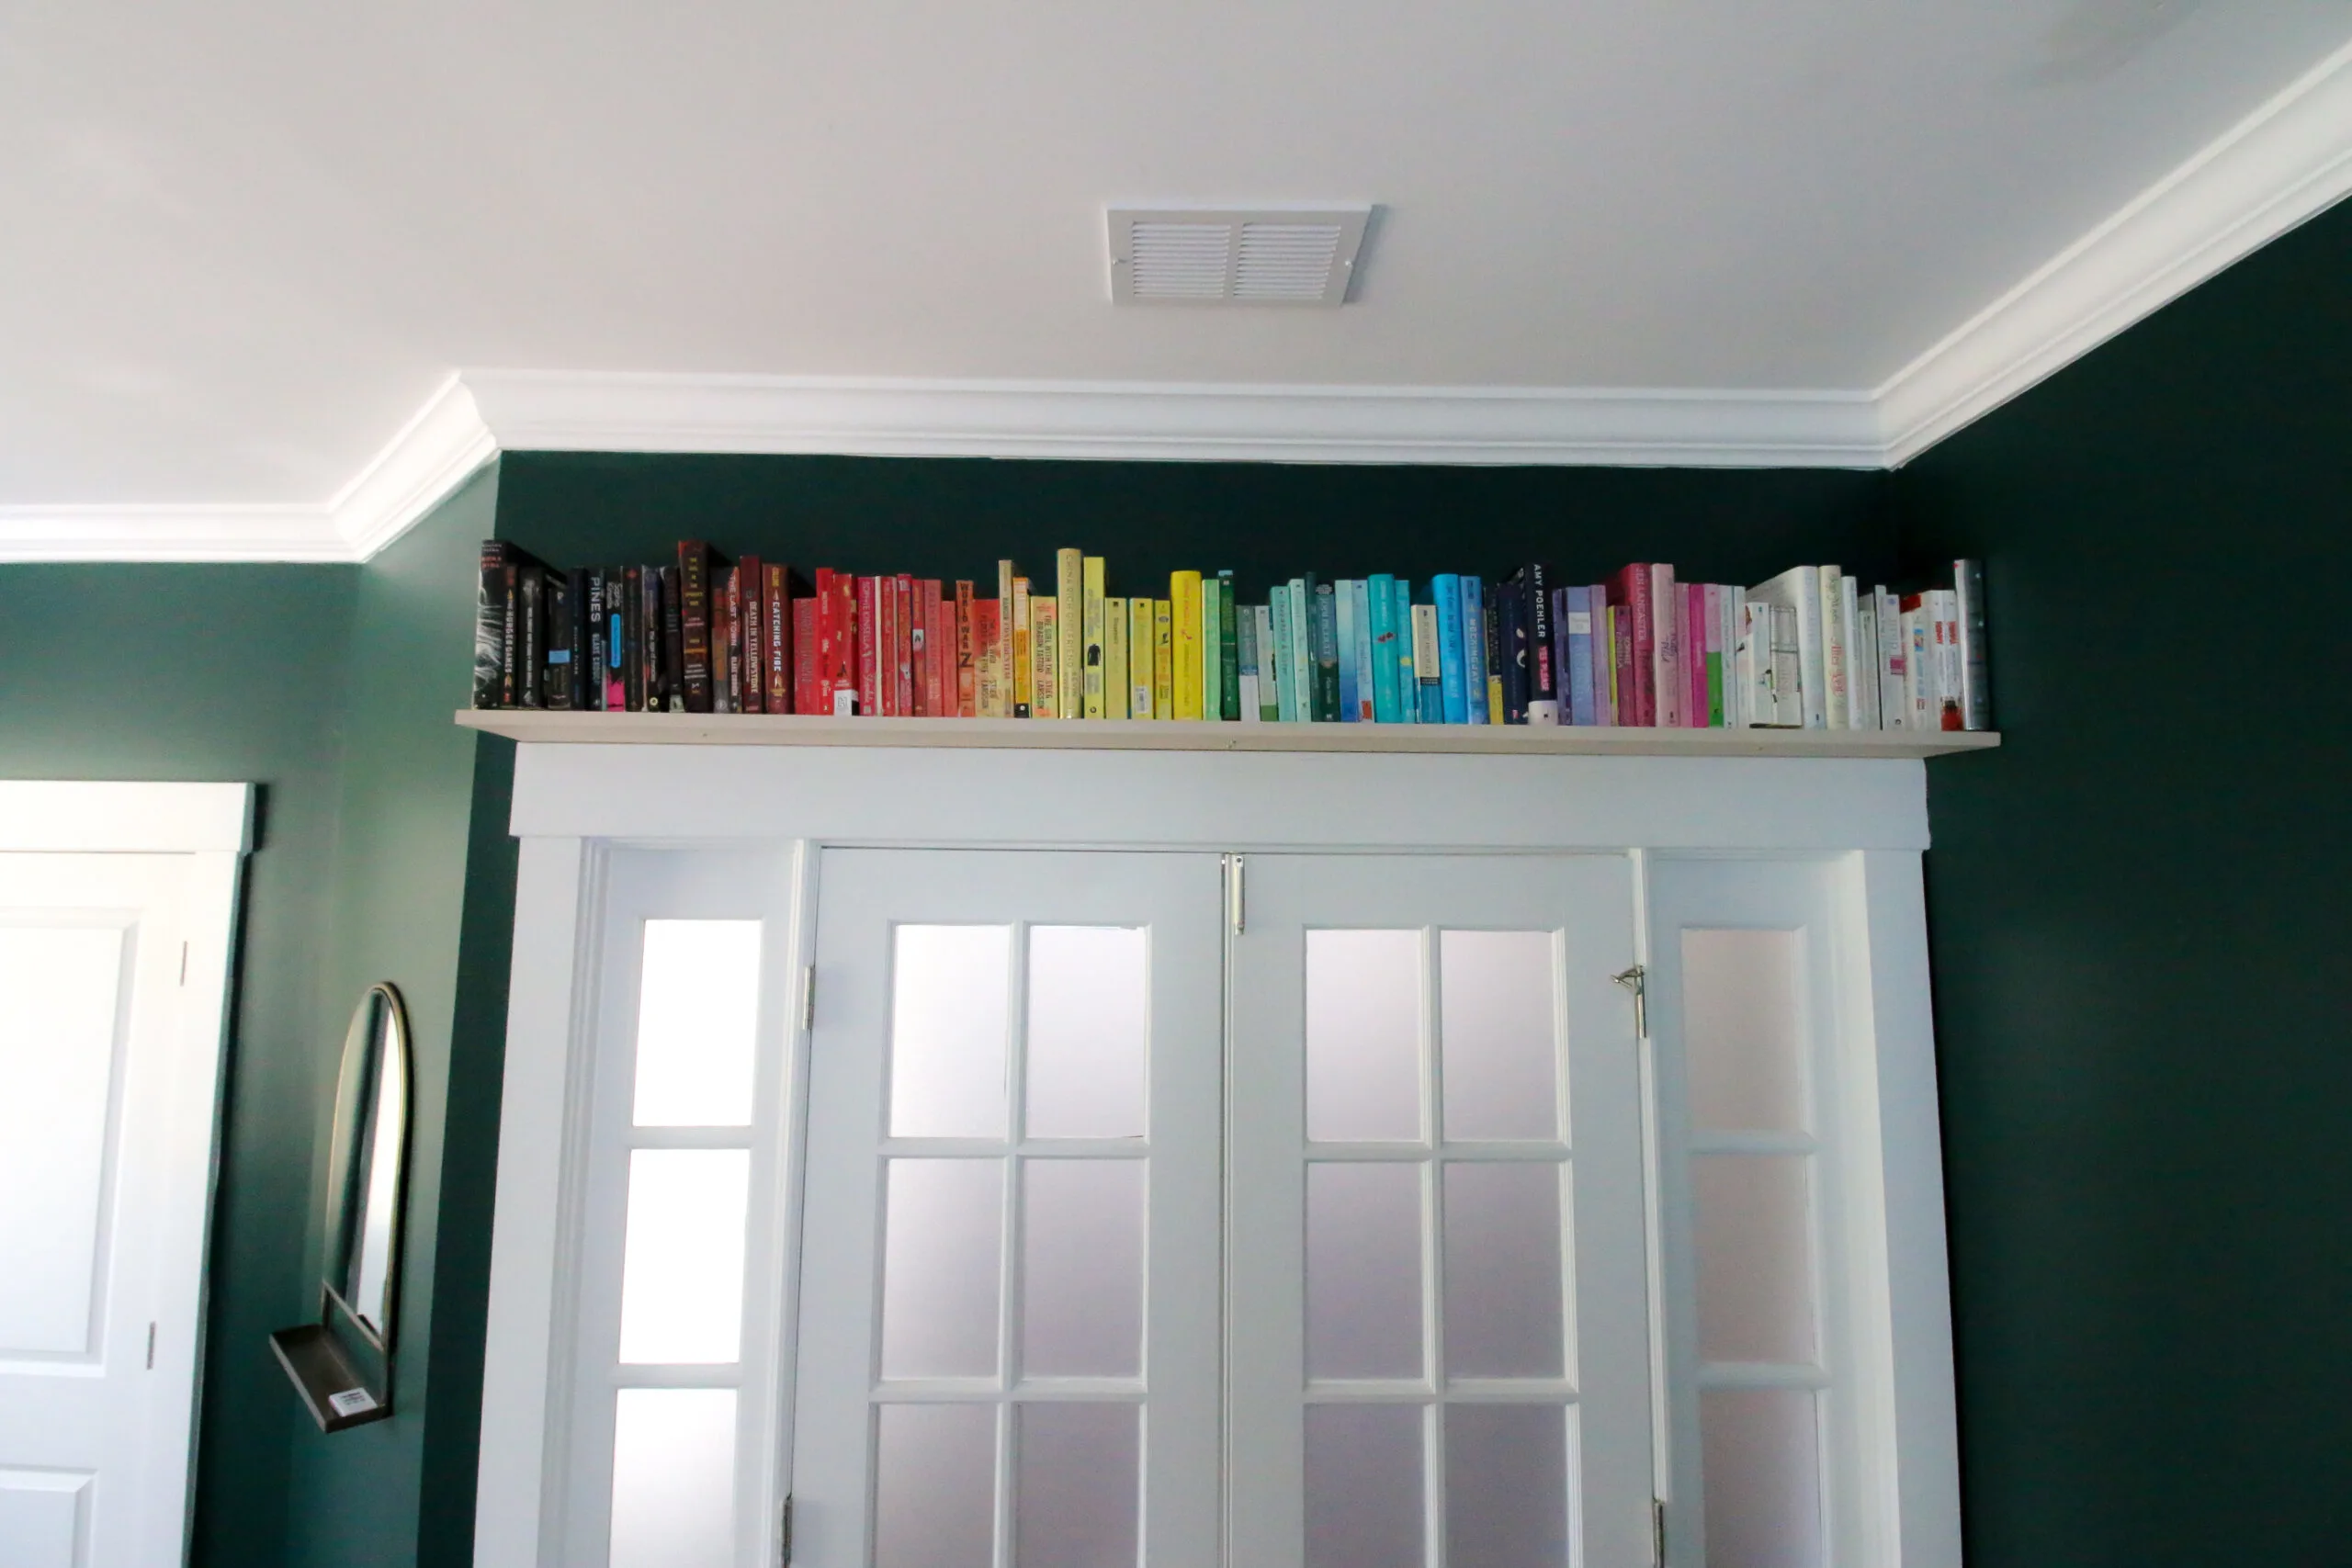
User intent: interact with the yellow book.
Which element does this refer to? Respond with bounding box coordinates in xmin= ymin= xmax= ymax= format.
xmin=1129 ymin=598 xmax=1157 ymax=717
xmin=1012 ymin=577 xmax=1034 ymax=717
xmin=1153 ymin=599 xmax=1174 ymax=718
xmin=1081 ymin=556 xmax=1106 ymax=718
xmin=989 ymin=559 xmax=1015 ymax=718
xmin=1103 ymin=596 xmax=1129 ymax=720
xmin=1488 ymin=674 xmax=1505 ymax=725
xmin=1056 ymin=548 xmax=1084 ymax=717
xmin=1032 ymin=596 xmax=1059 ymax=719
xmin=1171 ymin=571 xmax=1203 ymax=719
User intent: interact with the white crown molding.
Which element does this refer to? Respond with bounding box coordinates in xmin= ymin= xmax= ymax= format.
xmin=1877 ymin=36 xmax=2352 ymax=464
xmin=10 ymin=38 xmax=2352 ymax=561
xmin=463 ymin=369 xmax=1884 ymax=468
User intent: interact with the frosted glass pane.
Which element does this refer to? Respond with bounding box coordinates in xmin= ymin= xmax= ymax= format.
xmin=1022 ymin=1160 xmax=1143 ymax=1377
xmin=1306 ymin=1162 xmax=1424 ymax=1380
xmin=633 ymin=919 xmax=762 ymax=1126
xmin=1025 ymin=926 xmax=1148 ymax=1140
xmin=616 ymin=1150 xmax=749 ymax=1364
xmin=1695 ymin=1156 xmax=1815 ymax=1363
xmin=1016 ymin=1403 xmax=1138 ymax=1568
xmin=1307 ymin=930 xmax=1424 ymax=1143
xmin=0 ymin=924 xmax=123 ymax=1356
xmin=1702 ymin=1389 xmax=1822 ymax=1568
xmin=1681 ymin=929 xmax=1805 ymax=1134
xmin=876 ymin=1404 xmax=996 ymax=1568
xmin=1442 ymin=1163 xmax=1565 ymax=1379
xmin=1305 ymin=1404 xmax=1424 ymax=1568
xmin=891 ymin=925 xmax=1012 ymax=1139
xmin=1440 ymin=931 xmax=1559 ymax=1141
xmin=610 ymin=1388 xmax=735 ymax=1568
xmin=882 ymin=1159 xmax=1003 ymax=1379
xmin=1445 ymin=1404 xmax=1568 ymax=1568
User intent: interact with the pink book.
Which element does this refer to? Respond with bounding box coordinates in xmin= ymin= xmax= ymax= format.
xmin=1650 ymin=564 xmax=1681 ymax=729
xmin=1684 ymin=581 xmax=1706 ymax=727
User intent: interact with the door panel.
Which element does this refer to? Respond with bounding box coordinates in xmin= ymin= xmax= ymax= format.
xmin=0 ymin=853 xmax=206 ymax=1568
xmin=791 ymin=850 xmax=1226 ymax=1568
xmin=1227 ymin=854 xmax=1653 ymax=1568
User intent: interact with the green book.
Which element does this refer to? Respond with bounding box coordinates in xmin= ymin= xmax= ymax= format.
xmin=1217 ymin=571 xmax=1240 ymax=721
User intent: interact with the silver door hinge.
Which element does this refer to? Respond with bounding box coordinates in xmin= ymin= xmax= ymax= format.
xmin=778 ymin=1494 xmax=793 ymax=1566
xmin=179 ymin=942 xmax=188 ymax=985
xmin=1652 ymin=1496 xmax=1668 ymax=1565
xmin=1227 ymin=854 xmax=1246 ymax=934
xmin=1612 ymin=964 xmax=1647 ymax=1038
xmin=146 ymin=1323 xmax=157 ymax=1369
xmin=801 ymin=966 xmax=816 ymax=1032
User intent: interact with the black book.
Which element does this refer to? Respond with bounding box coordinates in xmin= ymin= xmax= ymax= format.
xmin=661 ymin=565 xmax=686 ymax=713
xmin=518 ymin=568 xmax=546 ymax=709
xmin=473 ymin=540 xmax=508 ymax=709
xmin=545 ymin=569 xmax=577 ymax=710
xmin=603 ymin=567 xmax=628 ymax=709
xmin=622 ymin=566 xmax=645 ymax=712
xmin=676 ymin=542 xmax=718 ymax=713
xmin=582 ymin=570 xmax=606 ymax=712
xmin=640 ymin=568 xmax=667 ymax=712
xmin=1498 ymin=575 xmax=1528 ymax=724
xmin=1523 ymin=563 xmax=1556 ymax=721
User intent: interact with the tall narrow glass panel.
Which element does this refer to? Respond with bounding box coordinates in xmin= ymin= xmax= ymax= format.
xmin=1015 ymin=1403 xmax=1139 ymax=1568
xmin=616 ymin=1150 xmax=751 ymax=1364
xmin=1701 ymin=1388 xmax=1822 ymax=1568
xmin=1025 ymin=926 xmax=1148 ymax=1140
xmin=1680 ymin=929 xmax=1805 ymax=1134
xmin=609 ymin=1389 xmax=736 ymax=1568
xmin=1306 ymin=930 xmax=1424 ymax=1143
xmin=1306 ymin=1162 xmax=1425 ymax=1380
xmin=1022 ymin=1159 xmax=1144 ymax=1378
xmin=1439 ymin=930 xmax=1559 ymax=1141
xmin=633 ymin=919 xmax=762 ymax=1127
xmin=889 ymin=925 xmax=1012 ymax=1139
xmin=1694 ymin=1155 xmax=1816 ymax=1364
xmin=1445 ymin=1404 xmax=1569 ymax=1568
xmin=1304 ymin=1404 xmax=1424 ymax=1568
xmin=1442 ymin=1161 xmax=1566 ymax=1379
xmin=875 ymin=1404 xmax=996 ymax=1568
xmin=881 ymin=1158 xmax=1003 ymax=1379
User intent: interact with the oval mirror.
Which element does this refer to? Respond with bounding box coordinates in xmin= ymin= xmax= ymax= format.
xmin=322 ymin=983 xmax=410 ymax=1349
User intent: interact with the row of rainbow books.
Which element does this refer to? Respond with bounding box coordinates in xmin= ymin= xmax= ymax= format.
xmin=473 ymin=543 xmax=1990 ymax=730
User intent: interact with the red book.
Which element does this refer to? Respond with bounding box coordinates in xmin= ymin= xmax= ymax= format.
xmin=813 ymin=568 xmax=838 ymax=714
xmin=738 ymin=555 xmax=763 ymax=716
xmin=721 ymin=567 xmax=744 ymax=713
xmin=910 ymin=581 xmax=932 ymax=716
xmin=856 ymin=576 xmax=883 ymax=716
xmin=763 ymin=564 xmax=790 ymax=713
xmin=1606 ymin=565 xmax=1657 ymax=727
xmin=954 ymin=581 xmax=978 ymax=716
xmin=793 ymin=595 xmax=818 ymax=716
xmin=1684 ymin=581 xmax=1707 ymax=728
xmin=974 ymin=599 xmax=1001 ymax=716
xmin=922 ymin=581 xmax=945 ymax=717
xmin=892 ymin=574 xmax=915 ymax=718
xmin=1649 ymin=564 xmax=1681 ymax=729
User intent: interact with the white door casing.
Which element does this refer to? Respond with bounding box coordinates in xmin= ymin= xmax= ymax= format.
xmin=0 ymin=782 xmax=251 ymax=1568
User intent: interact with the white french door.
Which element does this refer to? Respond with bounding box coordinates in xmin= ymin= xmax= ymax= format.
xmin=790 ymin=850 xmax=1227 ymax=1568
xmin=1226 ymin=854 xmax=1656 ymax=1568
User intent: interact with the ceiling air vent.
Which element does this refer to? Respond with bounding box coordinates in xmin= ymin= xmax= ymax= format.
xmin=1108 ymin=206 xmax=1373 ymax=306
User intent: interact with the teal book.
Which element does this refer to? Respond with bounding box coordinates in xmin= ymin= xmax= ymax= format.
xmin=1217 ymin=572 xmax=1240 ymax=720
xmin=1460 ymin=574 xmax=1490 ymax=724
xmin=1335 ymin=581 xmax=1360 ymax=722
xmin=1392 ymin=577 xmax=1419 ymax=722
xmin=1367 ymin=573 xmax=1400 ymax=721
xmin=1308 ymin=575 xmax=1340 ymax=721
xmin=1349 ymin=579 xmax=1375 ymax=721
xmin=1433 ymin=573 xmax=1467 ymax=723
xmin=1271 ymin=590 xmax=1298 ymax=722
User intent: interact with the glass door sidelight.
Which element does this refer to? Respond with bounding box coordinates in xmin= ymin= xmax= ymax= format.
xmin=1226 ymin=855 xmax=1657 ymax=1568
xmin=789 ymin=851 xmax=1227 ymax=1568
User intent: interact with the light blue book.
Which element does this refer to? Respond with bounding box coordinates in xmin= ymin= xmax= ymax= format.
xmin=1348 ymin=579 xmax=1375 ymax=721
xmin=1434 ymin=574 xmax=1467 ymax=723
xmin=1287 ymin=580 xmax=1314 ymax=720
xmin=1368 ymin=574 xmax=1400 ymax=721
xmin=1460 ymin=575 xmax=1489 ymax=724
xmin=1392 ymin=578 xmax=1419 ymax=722
xmin=1335 ymin=582 xmax=1360 ymax=721
xmin=1271 ymin=591 xmax=1297 ymax=722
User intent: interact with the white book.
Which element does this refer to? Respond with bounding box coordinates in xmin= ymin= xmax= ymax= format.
xmin=1904 ymin=606 xmax=1930 ymax=728
xmin=1349 ymin=580 xmax=1377 ymax=722
xmin=1817 ymin=565 xmax=1849 ymax=728
xmin=1238 ymin=672 xmax=1261 ymax=721
xmin=1747 ymin=567 xmax=1826 ymax=728
xmin=1930 ymin=588 xmax=1963 ymax=733
xmin=1288 ymin=581 xmax=1313 ymax=722
xmin=1736 ymin=599 xmax=1774 ymax=726
xmin=1874 ymin=586 xmax=1907 ymax=729
xmin=1852 ymin=595 xmax=1882 ymax=731
xmin=1770 ymin=604 xmax=1803 ymax=725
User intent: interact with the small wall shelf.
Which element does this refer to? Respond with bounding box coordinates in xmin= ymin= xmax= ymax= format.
xmin=456 ymin=710 xmax=1998 ymax=759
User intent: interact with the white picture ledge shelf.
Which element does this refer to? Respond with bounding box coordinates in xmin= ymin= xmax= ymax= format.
xmin=456 ymin=709 xmax=1999 ymax=759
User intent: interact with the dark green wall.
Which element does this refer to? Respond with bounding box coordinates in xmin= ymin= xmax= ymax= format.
xmin=1894 ymin=200 xmax=2352 ymax=1564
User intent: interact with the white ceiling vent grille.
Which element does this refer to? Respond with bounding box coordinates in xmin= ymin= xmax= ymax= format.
xmin=1109 ymin=206 xmax=1373 ymax=306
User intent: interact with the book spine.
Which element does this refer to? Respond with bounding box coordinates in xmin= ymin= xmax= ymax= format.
xmin=1588 ymin=586 xmax=1612 ymax=725
xmin=1195 ymin=574 xmax=1219 ymax=720
xmin=1563 ymin=586 xmax=1593 ymax=726
xmin=1931 ymin=588 xmax=1964 ymax=730
xmin=1082 ymin=557 xmax=1107 ymax=719
xmin=1011 ymin=577 xmax=1033 ymax=717
xmin=1255 ymin=605 xmax=1281 ymax=721
xmin=1410 ymin=600 xmax=1444 ymax=722
xmin=1335 ymin=581 xmax=1360 ymax=722
xmin=1461 ymin=576 xmax=1491 ymax=724
xmin=1794 ymin=568 xmax=1827 ymax=729
xmin=724 ymin=567 xmax=746 ymax=713
xmin=1269 ymin=589 xmax=1296 ymax=722
xmin=1055 ymin=549 xmax=1083 ymax=718
xmin=1816 ymin=566 xmax=1848 ymax=729
xmin=499 ymin=561 xmax=522 ymax=706
xmin=1347 ymin=579 xmax=1374 ymax=721
xmin=579 ymin=569 xmax=605 ymax=712
xmin=856 ymin=576 xmax=882 ymax=716
xmin=871 ymin=573 xmax=892 ymax=716
xmin=1389 ymin=579 xmax=1417 ymax=723
xmin=1105 ymin=595 xmax=1130 ymax=720
xmin=651 ymin=566 xmax=675 ymax=712
xmin=772 ymin=566 xmax=795 ymax=714
xmin=793 ymin=595 xmax=818 ymax=715
xmin=1852 ymin=595 xmax=1881 ymax=731
xmin=1217 ymin=572 xmax=1239 ymax=721
xmin=1608 ymin=566 xmax=1649 ymax=727
xmin=975 ymin=599 xmax=1002 ymax=717
xmin=736 ymin=556 xmax=763 ymax=716
xmin=1496 ymin=579 xmax=1525 ymax=723
xmin=894 ymin=574 xmax=915 ymax=718
xmin=605 ymin=569 xmax=628 ymax=710
xmin=1432 ymin=574 xmax=1466 ymax=722
xmin=1679 ymin=582 xmax=1702 ymax=727
xmin=1309 ymin=576 xmax=1340 ymax=722
xmin=1766 ymin=604 xmax=1798 ymax=725
xmin=1170 ymin=572 xmax=1202 ymax=719
xmin=1283 ymin=581 xmax=1309 ymax=719
xmin=673 ymin=544 xmax=710 ymax=712
xmin=955 ymin=581 xmax=978 ymax=716
xmin=1874 ymin=586 xmax=1905 ymax=729
xmin=1901 ymin=597 xmax=1929 ymax=729
xmin=707 ymin=568 xmax=729 ymax=713
xmin=1153 ymin=599 xmax=1174 ymax=718
xmin=1953 ymin=559 xmax=1992 ymax=730
xmin=516 ymin=568 xmax=545 ymax=709
xmin=1235 ymin=595 xmax=1260 ymax=723
xmin=1032 ymin=596 xmax=1059 ymax=719
xmin=1129 ymin=597 xmax=1156 ymax=718
xmin=996 ymin=560 xmax=1018 ymax=715
xmin=473 ymin=542 xmax=508 ymax=708
xmin=1642 ymin=565 xmax=1675 ymax=728
xmin=1526 ymin=565 xmax=1557 ymax=725
xmin=1363 ymin=574 xmax=1397 ymax=722
xmin=619 ymin=566 xmax=643 ymax=711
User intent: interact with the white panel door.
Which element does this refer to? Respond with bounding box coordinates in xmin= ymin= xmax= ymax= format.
xmin=0 ymin=853 xmax=214 ymax=1568
xmin=1227 ymin=854 xmax=1655 ymax=1568
xmin=790 ymin=850 xmax=1226 ymax=1568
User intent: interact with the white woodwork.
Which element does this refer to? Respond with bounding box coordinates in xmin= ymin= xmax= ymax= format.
xmin=0 ymin=782 xmax=250 ymax=1568
xmin=475 ymin=746 xmax=1961 ymax=1568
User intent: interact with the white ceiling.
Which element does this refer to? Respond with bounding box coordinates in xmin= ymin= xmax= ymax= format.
xmin=4 ymin=0 xmax=2352 ymax=537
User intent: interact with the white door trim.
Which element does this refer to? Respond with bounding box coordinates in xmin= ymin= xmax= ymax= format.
xmin=0 ymin=783 xmax=253 ymax=854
